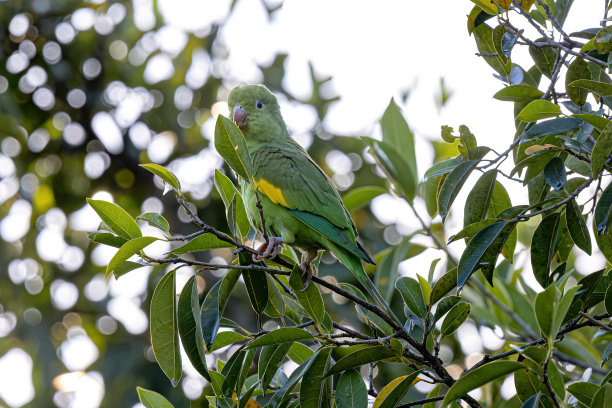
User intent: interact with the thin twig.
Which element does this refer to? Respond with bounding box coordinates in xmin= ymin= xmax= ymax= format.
xmin=553 ymin=350 xmax=608 ymax=375
xmin=579 ymin=311 xmax=612 ymax=333
xmin=397 ymin=396 xmax=445 ymax=408
xmin=534 ymin=0 xmax=574 ymax=45
xmin=466 ymin=313 xmax=611 ymax=373
xmin=510 ymin=176 xmax=595 ymax=222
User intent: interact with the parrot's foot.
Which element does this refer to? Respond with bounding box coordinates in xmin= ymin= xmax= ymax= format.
xmin=253 ymin=236 xmax=283 ymax=262
xmin=299 ymin=250 xmax=318 ymax=291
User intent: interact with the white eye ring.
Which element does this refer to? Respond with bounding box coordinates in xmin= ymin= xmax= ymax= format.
xmin=255 ymin=100 xmax=264 ymax=110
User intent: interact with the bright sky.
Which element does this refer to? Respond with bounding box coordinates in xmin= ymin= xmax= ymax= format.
xmin=0 ymin=0 xmax=606 ymax=406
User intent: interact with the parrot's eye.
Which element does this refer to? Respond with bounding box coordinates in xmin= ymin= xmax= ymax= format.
xmin=255 ymin=100 xmax=264 ymax=110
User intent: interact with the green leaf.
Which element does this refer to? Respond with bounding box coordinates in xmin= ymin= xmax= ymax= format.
xmin=264 ymin=274 xmax=285 ymax=318
xmin=464 ymin=170 xmax=497 ymax=227
xmin=137 ymin=387 xmax=175 ymax=408
xmin=493 ymin=85 xmax=544 ymax=102
xmin=259 ymin=343 xmax=292 ymax=391
xmin=289 ymin=266 xmax=325 ymax=325
xmin=87 ymin=199 xmax=142 ymax=240
xmin=595 ymin=181 xmax=612 ymax=235
xmin=422 ymin=175 xmax=442 ymax=217
xmin=567 ymin=381 xmax=599 ymax=406
xmin=596 ymin=220 xmax=612 ymax=264
xmin=239 ymin=253 xmax=268 ymax=315
xmin=554 ymin=0 xmax=573 ymax=27
xmin=220 ymin=349 xmax=246 ymax=397
xmin=514 ymin=366 xmax=545 ymax=403
xmin=568 ymin=79 xmax=612 ymax=97
xmin=529 ymin=40 xmax=557 ymax=79
xmin=372 ymin=370 xmax=422 ymax=408
xmin=591 ymin=121 xmax=612 ymax=178
xmin=440 ymin=302 xmax=471 ymax=336
xmin=137 ymin=213 xmax=170 ymax=234
xmin=534 ymin=283 xmax=556 ymax=339
xmin=214 ymin=169 xmax=238 ymax=209
xmin=516 ymin=100 xmax=562 ymax=122
xmin=300 ymin=348 xmax=333 ymax=408
xmin=595 ymin=25 xmax=612 ymax=53
xmin=395 ymin=277 xmax=427 ymax=320
xmin=209 ymin=371 xmax=227 ymax=400
xmin=169 ymin=234 xmax=233 ymax=255
xmin=458 ymin=125 xmax=478 ymax=159
xmin=214 ymin=115 xmax=252 ymax=180
xmin=418 ymin=274 xmax=431 ymax=305
xmin=543 ymin=157 xmax=566 ymax=190
xmin=573 ymin=114 xmax=610 ymax=132
xmin=433 ymin=295 xmax=462 ymax=322
xmin=457 ymin=222 xmax=508 ymax=289
xmin=531 ymin=212 xmax=561 ymax=288
xmin=602 ymin=342 xmax=612 ymax=367
xmin=473 ymin=23 xmax=511 ymax=76
xmin=214 ymin=170 xmax=250 ymax=238
xmin=380 ymin=98 xmax=417 ymax=187
xmin=449 ymin=218 xmax=501 ymax=244
xmin=88 ymin=232 xmax=128 ymax=248
xmin=606 ymin=279 xmax=612 ymax=316
xmin=201 ymin=269 xmax=240 ymax=350
xmin=591 ymin=384 xmax=612 ymax=408
xmin=438 ymin=160 xmax=479 ymax=223
xmin=566 ymin=57 xmax=592 ymax=107
xmin=511 ymin=149 xmax=558 ymax=178
xmin=521 ymin=117 xmax=582 ymax=142
xmin=442 ymin=361 xmax=524 ymax=406
xmin=248 ymin=328 xmax=314 ymax=349
xmin=565 ymin=199 xmax=591 ymax=254
xmin=431 ymin=268 xmax=458 ymax=305
xmin=518 ymin=393 xmax=540 ymax=408
xmin=423 ymin=157 xmax=462 ymax=180
xmin=268 ymin=351 xmax=320 ymax=407
xmin=342 ymin=186 xmax=387 ymax=212
xmin=335 ymin=370 xmax=367 ymax=408
xmin=140 ymin=163 xmax=181 ymax=193
xmin=236 ymin=348 xmax=255 ymax=401
xmin=177 ymin=276 xmax=210 ymax=381
xmin=546 ymin=360 xmax=565 ymax=399
xmin=470 ymin=0 xmax=498 ymax=14
xmin=362 ymin=137 xmax=417 ymax=202
xmin=113 ymin=261 xmax=146 ymax=278
xmin=325 ymin=345 xmax=396 ymax=377
xmin=208 ymin=331 xmax=247 ymax=352
xmin=150 ymin=270 xmax=181 ymax=386
xmin=106 ymin=236 xmax=158 ymax=277
xmin=288 ymin=342 xmax=315 ymax=365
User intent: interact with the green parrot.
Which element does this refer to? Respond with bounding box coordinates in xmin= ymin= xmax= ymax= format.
xmin=228 ymin=84 xmax=398 ymax=323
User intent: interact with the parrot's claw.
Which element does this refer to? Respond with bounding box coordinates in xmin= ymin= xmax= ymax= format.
xmin=299 ymin=250 xmax=318 ymax=291
xmin=299 ymin=262 xmax=313 ymax=291
xmin=253 ymin=236 xmax=283 ymax=262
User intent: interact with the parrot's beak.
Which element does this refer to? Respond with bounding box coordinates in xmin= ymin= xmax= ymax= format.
xmin=232 ymin=105 xmax=248 ymax=130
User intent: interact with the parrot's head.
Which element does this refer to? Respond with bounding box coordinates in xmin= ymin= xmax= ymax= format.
xmin=228 ymin=85 xmax=287 ymax=143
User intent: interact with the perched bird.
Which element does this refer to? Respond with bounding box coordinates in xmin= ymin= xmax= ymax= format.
xmin=228 ymin=84 xmax=397 ymax=323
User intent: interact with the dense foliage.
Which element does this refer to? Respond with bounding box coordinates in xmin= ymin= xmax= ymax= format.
xmin=3 ymin=0 xmax=612 ymax=407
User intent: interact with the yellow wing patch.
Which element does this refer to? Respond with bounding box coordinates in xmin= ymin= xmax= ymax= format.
xmin=253 ymin=178 xmax=289 ymax=207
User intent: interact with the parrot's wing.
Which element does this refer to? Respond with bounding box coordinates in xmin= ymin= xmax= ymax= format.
xmin=251 ymin=144 xmax=373 ymax=264
xmin=288 ymin=209 xmax=372 ymax=263
xmin=251 ymin=144 xmax=351 ymax=228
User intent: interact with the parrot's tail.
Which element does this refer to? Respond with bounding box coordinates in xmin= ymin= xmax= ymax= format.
xmin=323 ymin=239 xmax=402 ymax=327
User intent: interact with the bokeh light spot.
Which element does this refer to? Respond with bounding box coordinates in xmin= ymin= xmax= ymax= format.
xmin=50 ymin=280 xmax=79 ymax=310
